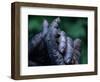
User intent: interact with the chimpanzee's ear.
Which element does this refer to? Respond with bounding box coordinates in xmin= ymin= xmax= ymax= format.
xmin=43 ymin=19 xmax=49 ymax=28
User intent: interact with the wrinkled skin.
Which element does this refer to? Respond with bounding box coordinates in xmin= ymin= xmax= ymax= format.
xmin=28 ymin=17 xmax=81 ymax=66
xmin=44 ymin=17 xmax=65 ymax=65
xmin=58 ymin=31 xmax=67 ymax=54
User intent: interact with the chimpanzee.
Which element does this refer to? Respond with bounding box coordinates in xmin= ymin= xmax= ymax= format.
xmin=28 ymin=17 xmax=81 ymax=66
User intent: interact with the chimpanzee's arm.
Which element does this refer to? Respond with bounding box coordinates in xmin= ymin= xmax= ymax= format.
xmin=64 ymin=37 xmax=74 ymax=64
xmin=28 ymin=19 xmax=49 ymax=53
xmin=45 ymin=32 xmax=65 ymax=65
xmin=44 ymin=18 xmax=65 ymax=65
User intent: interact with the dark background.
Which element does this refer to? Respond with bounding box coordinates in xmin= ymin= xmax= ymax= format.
xmin=28 ymin=15 xmax=88 ymax=64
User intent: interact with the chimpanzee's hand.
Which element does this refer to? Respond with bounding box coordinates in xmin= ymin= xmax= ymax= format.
xmin=42 ymin=19 xmax=49 ymax=37
xmin=71 ymin=39 xmax=81 ymax=64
